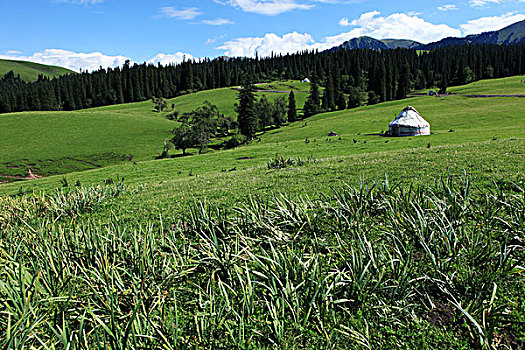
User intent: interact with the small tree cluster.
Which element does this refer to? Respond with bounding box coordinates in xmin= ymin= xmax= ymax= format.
xmin=170 ymin=101 xmax=224 ymax=155
xmin=236 ymin=78 xmax=295 ymax=140
xmin=255 ymin=95 xmax=288 ymax=130
xmin=303 ymin=78 xmax=321 ymax=118
xmin=152 ymin=97 xmax=168 ymax=112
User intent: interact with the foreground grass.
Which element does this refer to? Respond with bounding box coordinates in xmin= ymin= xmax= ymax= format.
xmin=0 ymin=176 xmax=524 ymax=349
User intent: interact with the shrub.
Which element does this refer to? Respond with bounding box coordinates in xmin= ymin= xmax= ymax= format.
xmin=267 ymin=154 xmax=317 ymax=169
xmin=224 ymin=133 xmax=247 ymax=149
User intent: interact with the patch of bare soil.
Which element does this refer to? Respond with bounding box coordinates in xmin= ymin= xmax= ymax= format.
xmin=26 ymin=169 xmax=41 ymax=179
xmin=0 ymin=169 xmax=42 ymax=183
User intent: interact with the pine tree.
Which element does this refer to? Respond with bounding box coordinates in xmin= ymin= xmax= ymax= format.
xmin=303 ymin=78 xmax=320 ymax=118
xmin=255 ymin=95 xmax=273 ymax=130
xmin=236 ymin=79 xmax=258 ymax=140
xmin=336 ymin=91 xmax=346 ymax=110
xmin=396 ymin=62 xmax=411 ymax=100
xmin=378 ymin=60 xmax=387 ymax=102
xmin=347 ymin=86 xmax=366 ymax=109
xmin=287 ymin=90 xmax=297 ymax=123
xmin=386 ymin=57 xmax=393 ymax=101
xmin=322 ymin=73 xmax=336 ymax=112
xmin=272 ymin=96 xmax=288 ymax=127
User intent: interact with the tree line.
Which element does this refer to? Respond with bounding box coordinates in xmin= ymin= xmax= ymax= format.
xmin=0 ymin=43 xmax=524 ymax=114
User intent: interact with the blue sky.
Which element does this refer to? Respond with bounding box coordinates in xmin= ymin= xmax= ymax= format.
xmin=0 ymin=0 xmax=524 ymax=71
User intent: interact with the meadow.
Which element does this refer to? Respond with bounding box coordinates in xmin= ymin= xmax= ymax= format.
xmin=1 ymin=75 xmax=523 ymax=196
xmin=0 ymin=76 xmax=524 ymax=349
xmin=0 ymin=83 xmax=309 ymax=180
xmin=448 ymin=75 xmax=525 ymax=95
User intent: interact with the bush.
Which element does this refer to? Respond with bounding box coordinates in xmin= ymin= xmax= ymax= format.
xmin=267 ymin=154 xmax=317 ymax=169
xmin=224 ymin=133 xmax=247 ymax=149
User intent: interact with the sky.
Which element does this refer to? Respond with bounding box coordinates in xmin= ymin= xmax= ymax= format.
xmin=0 ymin=0 xmax=524 ymax=72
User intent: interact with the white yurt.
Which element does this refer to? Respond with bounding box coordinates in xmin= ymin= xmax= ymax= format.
xmin=388 ymin=106 xmax=430 ymax=137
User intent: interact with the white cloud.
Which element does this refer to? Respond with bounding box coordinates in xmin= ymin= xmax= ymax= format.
xmin=438 ymin=4 xmax=458 ymax=11
xmin=216 ymin=11 xmax=466 ymax=57
xmin=347 ymin=10 xmax=381 ymax=26
xmin=217 ymin=32 xmax=316 ymax=57
xmin=469 ymin=0 xmax=503 ymax=7
xmin=6 ymin=50 xmax=22 ymax=55
xmin=0 ymin=49 xmax=130 ymax=72
xmin=338 ymin=17 xmax=350 ymax=26
xmin=202 ymin=18 xmax=235 ymax=25
xmin=328 ymin=11 xmax=461 ymax=44
xmin=206 ymin=35 xmax=227 ymax=44
xmin=147 ymin=53 xmax=195 ymax=66
xmin=339 ymin=11 xmax=383 ymax=27
xmin=214 ymin=0 xmax=313 ymax=15
xmin=0 ymin=49 xmax=198 ymax=71
xmin=160 ymin=7 xmax=202 ymax=20
xmin=461 ymin=12 xmax=525 ymax=34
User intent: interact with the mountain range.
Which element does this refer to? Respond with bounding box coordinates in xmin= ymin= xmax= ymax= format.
xmin=333 ymin=19 xmax=525 ymax=51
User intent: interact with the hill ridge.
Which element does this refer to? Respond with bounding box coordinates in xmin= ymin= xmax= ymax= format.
xmin=332 ymin=19 xmax=525 ymax=51
xmin=0 ymin=58 xmax=75 ymax=82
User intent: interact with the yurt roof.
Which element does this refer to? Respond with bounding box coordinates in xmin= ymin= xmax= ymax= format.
xmin=389 ymin=106 xmax=430 ymax=128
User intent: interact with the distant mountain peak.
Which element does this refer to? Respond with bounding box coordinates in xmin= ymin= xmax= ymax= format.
xmin=331 ymin=19 xmax=525 ymax=52
xmin=332 ymin=37 xmax=422 ymax=51
xmin=414 ymin=19 xmax=525 ymax=50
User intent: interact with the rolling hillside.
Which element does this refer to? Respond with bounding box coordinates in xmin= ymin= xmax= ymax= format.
xmin=1 ymin=75 xmax=523 ymax=195
xmin=0 ymin=58 xmax=75 ymax=81
xmin=0 ymin=81 xmax=310 ymax=181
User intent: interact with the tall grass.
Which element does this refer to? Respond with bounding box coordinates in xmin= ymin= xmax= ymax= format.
xmin=0 ymin=177 xmax=523 ymax=348
xmin=0 ymin=179 xmax=125 ymax=230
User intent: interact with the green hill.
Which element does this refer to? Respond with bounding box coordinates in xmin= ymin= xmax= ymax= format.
xmin=0 ymin=81 xmax=310 ymax=181
xmin=0 ymin=75 xmax=523 ymax=194
xmin=333 ymin=36 xmax=389 ymax=50
xmin=0 ymin=58 xmax=75 ymax=81
xmin=381 ymin=38 xmax=421 ymax=49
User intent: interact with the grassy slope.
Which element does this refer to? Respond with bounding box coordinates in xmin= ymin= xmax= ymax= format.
xmin=0 ymin=83 xmax=309 ymax=179
xmin=0 ymin=59 xmax=75 ymax=81
xmin=449 ymin=75 xmax=525 ymax=94
xmin=1 ymin=76 xmax=523 ymax=212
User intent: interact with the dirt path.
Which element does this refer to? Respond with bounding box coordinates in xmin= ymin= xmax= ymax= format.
xmin=0 ymin=169 xmax=42 ymax=183
xmin=231 ymin=87 xmax=308 ymax=93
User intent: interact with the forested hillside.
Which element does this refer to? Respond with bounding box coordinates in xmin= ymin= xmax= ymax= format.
xmin=0 ymin=44 xmax=524 ymax=114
